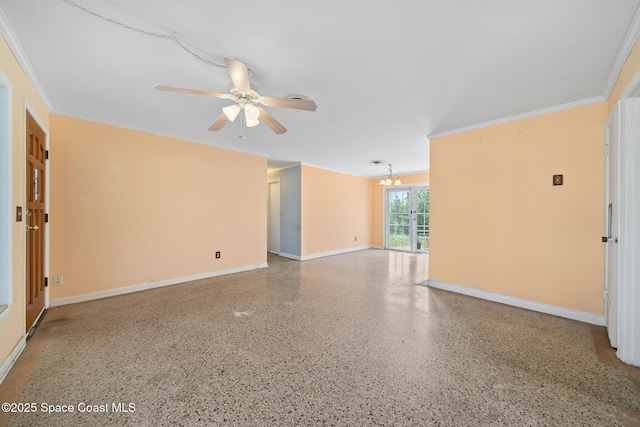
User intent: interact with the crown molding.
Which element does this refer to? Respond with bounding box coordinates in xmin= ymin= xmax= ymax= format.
xmin=603 ymin=5 xmax=640 ymax=100
xmin=622 ymin=69 xmax=640 ymax=99
xmin=50 ymin=110 xmax=271 ymax=159
xmin=427 ymin=96 xmax=604 ymax=140
xmin=300 ymin=162 xmax=371 ymax=179
xmin=0 ymin=9 xmax=53 ymax=111
xmin=267 ymin=162 xmax=301 ymax=174
xmin=299 ymin=162 xmax=430 ymax=180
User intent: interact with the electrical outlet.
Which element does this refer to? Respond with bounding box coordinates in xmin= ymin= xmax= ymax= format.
xmin=54 ymin=275 xmax=63 ymax=285
xmin=215 ymin=251 xmax=221 ymax=259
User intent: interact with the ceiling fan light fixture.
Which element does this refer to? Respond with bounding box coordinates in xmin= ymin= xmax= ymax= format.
xmin=244 ymin=103 xmax=260 ymax=121
xmin=222 ymin=104 xmax=241 ymax=121
xmin=246 ymin=117 xmax=260 ymax=128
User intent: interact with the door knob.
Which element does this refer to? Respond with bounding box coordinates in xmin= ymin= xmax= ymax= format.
xmin=26 ymin=225 xmax=39 ymax=231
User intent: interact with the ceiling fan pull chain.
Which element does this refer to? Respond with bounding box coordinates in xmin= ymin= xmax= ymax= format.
xmin=240 ymin=109 xmax=247 ymax=139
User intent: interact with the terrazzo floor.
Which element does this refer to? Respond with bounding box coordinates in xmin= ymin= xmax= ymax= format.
xmin=1 ymin=250 xmax=639 ymax=426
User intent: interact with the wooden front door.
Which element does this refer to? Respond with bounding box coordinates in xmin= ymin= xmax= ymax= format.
xmin=25 ymin=112 xmax=46 ymax=331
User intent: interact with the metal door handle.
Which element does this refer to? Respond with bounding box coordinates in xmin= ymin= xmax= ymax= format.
xmin=26 ymin=225 xmax=39 ymax=231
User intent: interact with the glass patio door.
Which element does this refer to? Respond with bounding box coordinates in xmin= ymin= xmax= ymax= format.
xmin=386 ymin=186 xmax=429 ymax=253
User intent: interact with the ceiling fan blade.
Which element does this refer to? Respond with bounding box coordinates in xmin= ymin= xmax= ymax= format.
xmin=257 ymin=107 xmax=287 ymax=134
xmin=260 ymin=96 xmax=317 ymax=111
xmin=154 ymin=84 xmax=228 ymax=99
xmin=207 ymin=113 xmax=230 ymax=131
xmin=225 ymin=57 xmax=251 ymax=92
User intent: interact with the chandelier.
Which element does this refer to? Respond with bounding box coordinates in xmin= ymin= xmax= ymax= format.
xmin=373 ymin=162 xmax=401 ymax=186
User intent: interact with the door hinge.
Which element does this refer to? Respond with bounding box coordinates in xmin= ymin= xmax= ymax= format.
xmin=45 ymin=213 xmax=49 ymax=223
xmin=44 ymin=277 xmax=48 ymax=288
xmin=45 ymin=150 xmax=49 ymax=160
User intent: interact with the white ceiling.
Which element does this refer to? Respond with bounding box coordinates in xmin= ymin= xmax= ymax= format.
xmin=1 ymin=0 xmax=639 ymax=177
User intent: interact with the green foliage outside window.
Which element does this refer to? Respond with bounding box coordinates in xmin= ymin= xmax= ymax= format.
xmin=387 ymin=189 xmax=429 ymax=250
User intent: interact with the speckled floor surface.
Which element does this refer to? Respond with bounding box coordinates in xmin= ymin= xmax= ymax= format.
xmin=1 ymin=250 xmax=640 ymax=426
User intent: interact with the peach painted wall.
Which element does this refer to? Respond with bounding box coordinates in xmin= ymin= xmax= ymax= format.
xmin=0 ymin=34 xmax=49 ymax=367
xmin=371 ymin=172 xmax=430 ymax=247
xmin=301 ymin=166 xmax=372 ymax=256
xmin=49 ymin=115 xmax=267 ymax=300
xmin=429 ymin=102 xmax=607 ymax=314
xmin=609 ymin=36 xmax=640 ymax=113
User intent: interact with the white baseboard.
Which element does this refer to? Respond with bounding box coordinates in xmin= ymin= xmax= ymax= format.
xmin=0 ymin=336 xmax=26 ymax=385
xmin=300 ymin=245 xmax=373 ymax=261
xmin=51 ymin=263 xmax=269 ymax=307
xmin=278 ymin=252 xmax=302 ymax=261
xmin=425 ymin=279 xmax=605 ymax=326
xmin=277 ymin=246 xmax=373 ymax=261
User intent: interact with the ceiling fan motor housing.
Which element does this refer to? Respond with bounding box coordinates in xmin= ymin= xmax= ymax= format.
xmin=230 ymin=88 xmax=261 ymax=106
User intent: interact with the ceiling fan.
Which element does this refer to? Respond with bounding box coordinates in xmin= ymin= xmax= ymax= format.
xmin=154 ymin=57 xmax=317 ymax=135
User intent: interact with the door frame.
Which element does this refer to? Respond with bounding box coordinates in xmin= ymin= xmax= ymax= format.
xmin=604 ymin=104 xmax=620 ymax=348
xmin=0 ymin=68 xmax=12 ymax=323
xmin=382 ymin=182 xmax=429 ymax=253
xmin=23 ymin=102 xmax=49 ymax=331
xmin=610 ymin=70 xmax=640 ymax=366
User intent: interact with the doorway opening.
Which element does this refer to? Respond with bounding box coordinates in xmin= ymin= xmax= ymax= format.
xmin=267 ymin=180 xmax=280 ymax=254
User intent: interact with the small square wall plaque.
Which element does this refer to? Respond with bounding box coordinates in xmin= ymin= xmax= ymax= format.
xmin=553 ymin=174 xmax=563 ymax=186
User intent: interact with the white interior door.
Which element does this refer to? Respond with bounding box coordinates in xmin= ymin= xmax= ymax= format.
xmin=605 ymin=105 xmax=620 ymax=348
xmin=268 ymin=181 xmax=280 ymax=253
xmin=616 ymin=96 xmax=640 ymax=366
